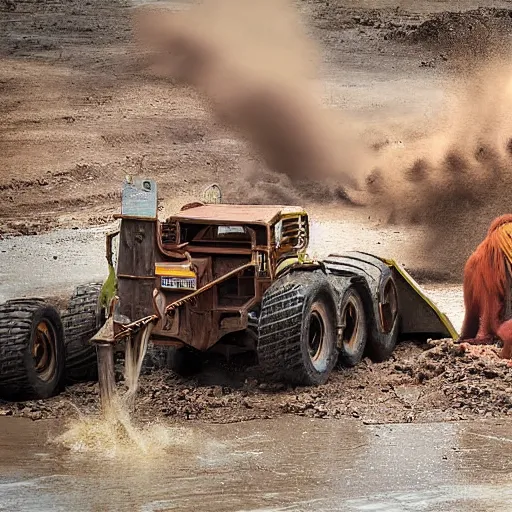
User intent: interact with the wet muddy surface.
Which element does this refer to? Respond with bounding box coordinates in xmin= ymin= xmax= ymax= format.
xmin=1 ymin=416 xmax=512 ymax=511
xmin=3 ymin=336 xmax=511 ymax=425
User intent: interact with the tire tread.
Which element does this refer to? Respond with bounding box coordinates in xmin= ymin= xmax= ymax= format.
xmin=61 ymin=283 xmax=102 ymax=382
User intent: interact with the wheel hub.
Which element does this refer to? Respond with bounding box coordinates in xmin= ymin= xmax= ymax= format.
xmin=380 ymin=280 xmax=398 ymax=333
xmin=308 ymin=310 xmax=324 ymax=361
xmin=32 ymin=320 xmax=57 ymax=382
xmin=342 ymin=301 xmax=359 ymax=349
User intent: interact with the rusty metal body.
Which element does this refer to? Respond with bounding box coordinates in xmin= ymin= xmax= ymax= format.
xmin=91 ymin=178 xmax=457 ymax=391
xmin=93 ymin=178 xmax=314 ymax=354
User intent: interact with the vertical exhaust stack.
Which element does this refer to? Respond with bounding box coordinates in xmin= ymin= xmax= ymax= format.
xmin=116 ymin=177 xmax=159 ymax=324
xmin=91 ymin=176 xmax=160 ymax=413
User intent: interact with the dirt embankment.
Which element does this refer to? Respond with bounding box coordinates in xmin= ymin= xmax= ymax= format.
xmin=0 ymin=0 xmax=238 ymax=237
xmin=2 ymin=339 xmax=511 ymax=424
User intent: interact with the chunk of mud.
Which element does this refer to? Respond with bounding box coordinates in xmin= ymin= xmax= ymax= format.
xmin=3 ymin=339 xmax=512 ymax=425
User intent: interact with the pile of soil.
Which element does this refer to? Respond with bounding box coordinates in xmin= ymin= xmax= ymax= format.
xmin=392 ymin=8 xmax=512 ymax=54
xmin=304 ymin=3 xmax=420 ymax=34
xmin=2 ymin=339 xmax=511 ymax=424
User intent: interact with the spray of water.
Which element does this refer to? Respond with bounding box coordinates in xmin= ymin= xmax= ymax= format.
xmin=55 ymin=327 xmax=182 ymax=457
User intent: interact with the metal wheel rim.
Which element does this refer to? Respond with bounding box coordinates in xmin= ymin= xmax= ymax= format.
xmin=342 ymin=299 xmax=360 ymax=350
xmin=308 ymin=309 xmax=325 ymax=363
xmin=32 ymin=320 xmax=57 ymax=382
xmin=384 ymin=280 xmax=398 ymax=319
xmin=381 ymin=280 xmax=398 ymax=333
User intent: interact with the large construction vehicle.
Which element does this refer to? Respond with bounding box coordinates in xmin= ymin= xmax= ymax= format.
xmin=90 ymin=177 xmax=456 ymax=388
xmin=0 ymin=177 xmax=457 ymax=400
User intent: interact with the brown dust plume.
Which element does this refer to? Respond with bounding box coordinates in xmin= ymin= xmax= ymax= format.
xmin=367 ymin=56 xmax=512 ymax=278
xmin=136 ymin=2 xmax=512 ymax=279
xmin=135 ymin=0 xmax=368 ymax=204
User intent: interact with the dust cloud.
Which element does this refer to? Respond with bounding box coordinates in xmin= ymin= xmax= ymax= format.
xmin=368 ymin=56 xmax=512 ymax=277
xmin=135 ymin=0 xmax=369 ymax=205
xmin=136 ymin=1 xmax=512 ymax=278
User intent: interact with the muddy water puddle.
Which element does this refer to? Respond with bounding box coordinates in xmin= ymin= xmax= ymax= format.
xmin=0 ymin=416 xmax=511 ymax=511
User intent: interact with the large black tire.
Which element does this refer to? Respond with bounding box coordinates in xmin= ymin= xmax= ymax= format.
xmin=337 ymin=288 xmax=367 ymax=367
xmin=366 ymin=276 xmax=400 ymax=362
xmin=0 ymin=299 xmax=65 ymax=400
xmin=257 ymin=270 xmax=338 ymax=386
xmin=62 ymin=284 xmax=103 ymax=383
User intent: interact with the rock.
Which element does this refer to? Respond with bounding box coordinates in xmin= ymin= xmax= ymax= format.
xmin=28 ymin=411 xmax=43 ymax=421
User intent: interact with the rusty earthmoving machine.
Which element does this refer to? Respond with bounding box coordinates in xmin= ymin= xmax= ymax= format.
xmin=0 ymin=177 xmax=457 ymax=401
xmin=89 ymin=177 xmax=457 ymax=390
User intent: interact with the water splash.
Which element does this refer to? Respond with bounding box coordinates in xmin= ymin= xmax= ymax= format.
xmin=54 ymin=326 xmax=185 ymax=457
xmin=54 ymin=407 xmax=191 ymax=458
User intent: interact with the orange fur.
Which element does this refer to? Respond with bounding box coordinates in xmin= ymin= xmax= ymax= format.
xmin=460 ymin=214 xmax=512 ymax=358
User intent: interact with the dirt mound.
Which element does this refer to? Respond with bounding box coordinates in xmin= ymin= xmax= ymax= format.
xmin=2 ymin=339 xmax=511 ymax=424
xmin=395 ymin=8 xmax=512 ymax=55
xmin=302 ymin=1 xmax=422 ymax=34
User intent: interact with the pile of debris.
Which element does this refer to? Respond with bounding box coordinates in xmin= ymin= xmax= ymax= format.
xmin=1 ymin=338 xmax=511 ymax=425
xmin=392 ymin=8 xmax=512 ymax=54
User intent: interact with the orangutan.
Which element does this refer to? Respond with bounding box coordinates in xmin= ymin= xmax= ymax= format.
xmin=459 ymin=214 xmax=512 ymax=359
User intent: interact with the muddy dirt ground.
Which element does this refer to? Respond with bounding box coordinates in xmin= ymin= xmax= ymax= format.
xmin=2 ymin=1 xmax=512 ymax=426
xmin=2 ymin=0 xmax=512 ymax=237
xmin=2 ymin=338 xmax=511 ymax=425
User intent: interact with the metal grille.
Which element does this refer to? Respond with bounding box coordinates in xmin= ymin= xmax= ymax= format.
xmin=280 ymin=216 xmax=307 ymax=249
xmin=161 ymin=222 xmax=178 ymax=245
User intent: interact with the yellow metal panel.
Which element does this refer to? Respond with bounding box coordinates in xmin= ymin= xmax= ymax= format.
xmin=276 ymin=257 xmax=301 ymax=276
xmin=155 ymin=264 xmax=196 ymax=278
xmin=275 ymin=253 xmax=315 ymax=276
xmin=381 ymin=257 xmax=459 ymax=339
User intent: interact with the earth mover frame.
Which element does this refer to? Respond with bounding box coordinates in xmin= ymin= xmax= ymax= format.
xmin=0 ymin=177 xmax=458 ymax=401
xmin=90 ymin=177 xmax=457 ymax=388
